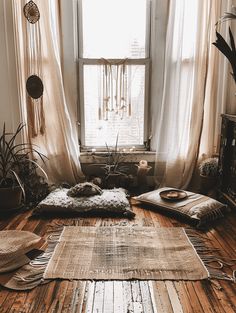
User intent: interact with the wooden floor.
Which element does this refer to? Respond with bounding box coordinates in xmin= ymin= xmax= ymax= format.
xmin=0 ymin=200 xmax=236 ymax=313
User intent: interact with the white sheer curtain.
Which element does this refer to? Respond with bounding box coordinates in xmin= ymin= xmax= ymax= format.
xmin=12 ymin=0 xmax=84 ymax=184
xmin=150 ymin=0 xmax=231 ymax=189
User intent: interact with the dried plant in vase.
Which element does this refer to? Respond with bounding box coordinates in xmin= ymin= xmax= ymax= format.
xmin=101 ymin=136 xmax=131 ymax=189
xmin=90 ymin=135 xmax=132 ymax=189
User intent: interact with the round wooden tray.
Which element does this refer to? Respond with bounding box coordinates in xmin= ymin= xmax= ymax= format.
xmin=160 ymin=189 xmax=187 ymax=201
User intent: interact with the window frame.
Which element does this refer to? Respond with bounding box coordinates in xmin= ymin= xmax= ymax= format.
xmin=77 ymin=0 xmax=151 ymax=150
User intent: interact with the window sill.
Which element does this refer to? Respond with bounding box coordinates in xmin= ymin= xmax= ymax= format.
xmin=80 ymin=151 xmax=156 ymax=164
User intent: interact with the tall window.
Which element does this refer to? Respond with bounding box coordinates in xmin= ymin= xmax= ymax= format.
xmin=78 ymin=0 xmax=150 ymax=148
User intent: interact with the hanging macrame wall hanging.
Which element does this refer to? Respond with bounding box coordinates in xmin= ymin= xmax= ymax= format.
xmin=99 ymin=59 xmax=131 ymax=120
xmin=23 ymin=0 xmax=45 ymax=137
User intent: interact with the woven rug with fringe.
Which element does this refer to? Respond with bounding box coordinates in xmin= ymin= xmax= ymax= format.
xmin=0 ymin=226 xmax=235 ymax=290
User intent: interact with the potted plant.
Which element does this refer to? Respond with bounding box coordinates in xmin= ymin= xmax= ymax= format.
xmin=213 ymin=8 xmax=236 ymax=83
xmin=199 ymin=157 xmax=218 ymax=192
xmin=101 ymin=136 xmax=131 ymax=189
xmin=0 ymin=123 xmax=47 ymax=211
xmin=89 ymin=135 xmax=132 ymax=189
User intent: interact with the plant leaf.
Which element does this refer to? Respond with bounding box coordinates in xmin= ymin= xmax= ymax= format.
xmin=213 ymin=30 xmax=236 ymax=82
xmin=27 ymin=159 xmax=48 ymax=181
xmin=11 ymin=170 xmax=25 ymax=200
xmin=229 ymin=27 xmax=236 ymax=53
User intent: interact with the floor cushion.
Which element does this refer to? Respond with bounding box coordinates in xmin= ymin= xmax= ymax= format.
xmin=34 ymin=187 xmax=135 ymax=218
xmin=133 ymin=187 xmax=228 ymax=227
xmin=0 ymin=230 xmax=44 ymax=273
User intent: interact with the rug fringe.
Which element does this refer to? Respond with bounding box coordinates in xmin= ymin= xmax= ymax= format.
xmin=2 ymin=228 xmax=63 ymax=291
xmin=185 ymin=228 xmax=236 ymax=283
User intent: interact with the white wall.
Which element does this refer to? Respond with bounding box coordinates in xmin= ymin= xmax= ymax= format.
xmin=0 ymin=0 xmax=20 ymax=132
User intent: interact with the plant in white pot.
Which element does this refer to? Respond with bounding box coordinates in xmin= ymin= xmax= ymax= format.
xmin=199 ymin=157 xmax=218 ymax=192
xmin=0 ymin=123 xmax=47 ymax=211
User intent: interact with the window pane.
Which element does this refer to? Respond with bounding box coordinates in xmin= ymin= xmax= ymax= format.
xmin=81 ymin=0 xmax=147 ymax=58
xmin=83 ymin=64 xmax=145 ymax=146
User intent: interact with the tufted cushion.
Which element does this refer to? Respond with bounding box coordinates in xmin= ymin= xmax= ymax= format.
xmin=133 ymin=187 xmax=228 ymax=227
xmin=34 ymin=188 xmax=135 ymax=218
xmin=67 ymin=182 xmax=103 ymax=197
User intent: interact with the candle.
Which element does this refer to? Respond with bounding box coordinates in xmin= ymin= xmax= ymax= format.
xmin=139 ymin=160 xmax=148 ymax=168
xmin=136 ymin=159 xmax=152 ymax=193
xmin=137 ymin=160 xmax=151 ymax=176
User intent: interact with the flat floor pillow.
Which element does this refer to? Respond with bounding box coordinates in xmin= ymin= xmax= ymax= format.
xmin=34 ymin=188 xmax=135 ymax=218
xmin=0 ymin=230 xmax=44 ymax=273
xmin=133 ymin=187 xmax=228 ymax=227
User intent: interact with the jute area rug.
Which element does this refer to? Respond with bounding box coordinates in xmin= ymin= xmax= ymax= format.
xmin=44 ymin=226 xmax=209 ymax=280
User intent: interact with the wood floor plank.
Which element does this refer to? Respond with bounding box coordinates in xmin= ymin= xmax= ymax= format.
xmin=113 ymin=281 xmax=125 ymax=313
xmin=9 ymin=290 xmax=29 ymax=313
xmin=82 ymin=281 xmax=95 ymax=313
xmin=165 ymin=281 xmax=184 ymax=313
xmin=183 ymin=282 xmax=202 ymax=312
xmin=151 ymin=281 xmax=174 ymax=313
xmin=76 ymin=281 xmax=87 ymax=313
xmin=92 ymin=281 xmax=105 ymax=313
xmin=200 ymin=280 xmax=226 ymax=313
xmin=122 ymin=281 xmax=134 ymax=313
xmin=139 ymin=281 xmax=154 ymax=313
xmin=103 ymin=281 xmax=114 ymax=313
xmin=130 ymin=280 xmax=143 ymax=313
xmin=46 ymin=281 xmax=70 ymax=313
xmin=192 ymin=281 xmax=216 ymax=313
xmin=173 ymin=282 xmax=195 ymax=313
xmin=207 ymin=281 xmax=236 ymax=313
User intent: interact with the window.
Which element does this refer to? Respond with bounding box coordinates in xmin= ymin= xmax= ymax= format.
xmin=78 ymin=0 xmax=150 ymax=148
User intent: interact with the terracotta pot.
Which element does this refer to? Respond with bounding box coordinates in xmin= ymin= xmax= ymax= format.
xmin=0 ymin=186 xmax=22 ymax=210
xmin=200 ymin=175 xmax=216 ymax=193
